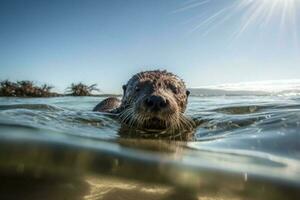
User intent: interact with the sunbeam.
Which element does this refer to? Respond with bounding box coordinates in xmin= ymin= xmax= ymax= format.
xmin=175 ymin=0 xmax=299 ymax=45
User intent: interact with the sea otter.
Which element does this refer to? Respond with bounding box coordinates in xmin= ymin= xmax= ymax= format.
xmin=93 ymin=70 xmax=194 ymax=132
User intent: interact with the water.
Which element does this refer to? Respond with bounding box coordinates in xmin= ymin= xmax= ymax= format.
xmin=0 ymin=86 xmax=300 ymax=199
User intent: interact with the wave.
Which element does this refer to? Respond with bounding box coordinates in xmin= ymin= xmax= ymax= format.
xmin=0 ymin=104 xmax=64 ymax=111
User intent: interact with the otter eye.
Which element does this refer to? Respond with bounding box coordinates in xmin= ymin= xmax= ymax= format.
xmin=122 ymin=85 xmax=127 ymax=91
xmin=135 ymin=86 xmax=140 ymax=92
xmin=169 ymin=85 xmax=178 ymax=94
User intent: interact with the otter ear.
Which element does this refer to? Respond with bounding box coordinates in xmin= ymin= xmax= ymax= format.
xmin=122 ymin=85 xmax=126 ymax=91
xmin=186 ymin=90 xmax=190 ymax=96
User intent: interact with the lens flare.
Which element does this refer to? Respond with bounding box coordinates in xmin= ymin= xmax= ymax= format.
xmin=175 ymin=0 xmax=299 ymax=44
xmin=234 ymin=0 xmax=299 ymax=37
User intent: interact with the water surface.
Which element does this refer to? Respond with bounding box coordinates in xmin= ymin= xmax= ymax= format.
xmin=0 ymin=89 xmax=300 ymax=199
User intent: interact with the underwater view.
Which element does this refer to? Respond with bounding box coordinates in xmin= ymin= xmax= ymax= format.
xmin=1 ymin=81 xmax=300 ymax=200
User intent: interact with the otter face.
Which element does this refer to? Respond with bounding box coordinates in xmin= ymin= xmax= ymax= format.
xmin=118 ymin=70 xmax=193 ymax=130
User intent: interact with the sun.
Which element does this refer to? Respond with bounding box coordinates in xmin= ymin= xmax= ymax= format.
xmin=175 ymin=0 xmax=299 ymax=43
xmin=233 ymin=0 xmax=299 ymax=36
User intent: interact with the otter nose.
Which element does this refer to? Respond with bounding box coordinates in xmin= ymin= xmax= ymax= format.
xmin=144 ymin=95 xmax=169 ymax=111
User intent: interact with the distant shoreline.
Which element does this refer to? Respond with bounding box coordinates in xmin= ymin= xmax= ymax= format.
xmin=0 ymin=80 xmax=122 ymax=98
xmin=0 ymin=94 xmax=122 ymax=98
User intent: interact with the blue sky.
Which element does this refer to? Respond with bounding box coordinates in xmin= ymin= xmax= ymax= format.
xmin=0 ymin=0 xmax=299 ymax=93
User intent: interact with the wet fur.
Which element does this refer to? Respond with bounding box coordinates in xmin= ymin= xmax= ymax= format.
xmin=93 ymin=70 xmax=195 ymax=132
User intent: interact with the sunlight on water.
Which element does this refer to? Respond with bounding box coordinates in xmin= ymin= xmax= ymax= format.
xmin=193 ymin=79 xmax=300 ymax=94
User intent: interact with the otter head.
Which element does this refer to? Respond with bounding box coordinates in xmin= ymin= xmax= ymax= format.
xmin=118 ymin=70 xmax=193 ymax=131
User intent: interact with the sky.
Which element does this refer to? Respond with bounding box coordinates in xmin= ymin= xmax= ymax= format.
xmin=0 ymin=0 xmax=299 ymax=93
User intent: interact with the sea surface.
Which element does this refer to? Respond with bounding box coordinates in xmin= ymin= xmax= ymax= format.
xmin=0 ymin=81 xmax=300 ymax=200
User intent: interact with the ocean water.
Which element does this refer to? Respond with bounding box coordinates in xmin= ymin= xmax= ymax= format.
xmin=0 ymin=82 xmax=300 ymax=199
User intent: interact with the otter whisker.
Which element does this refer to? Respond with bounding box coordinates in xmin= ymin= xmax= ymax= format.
xmin=126 ymin=113 xmax=134 ymax=128
xmin=119 ymin=107 xmax=135 ymax=127
xmin=129 ymin=110 xmax=139 ymax=128
xmin=119 ymin=108 xmax=132 ymax=122
xmin=118 ymin=106 xmax=131 ymax=117
xmin=134 ymin=113 xmax=142 ymax=128
xmin=178 ymin=113 xmax=188 ymax=127
xmin=178 ymin=115 xmax=188 ymax=129
xmin=182 ymin=115 xmax=196 ymax=130
xmin=124 ymin=111 xmax=134 ymax=126
xmin=141 ymin=115 xmax=147 ymax=129
xmin=134 ymin=114 xmax=143 ymax=128
xmin=119 ymin=109 xmax=129 ymax=121
xmin=166 ymin=114 xmax=178 ymax=136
